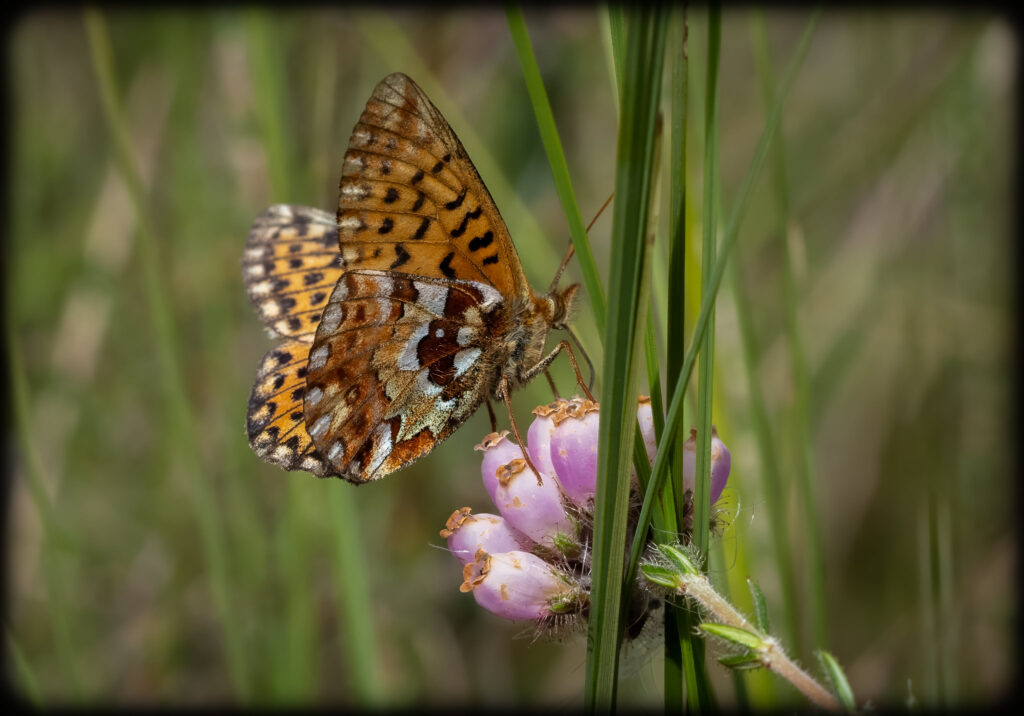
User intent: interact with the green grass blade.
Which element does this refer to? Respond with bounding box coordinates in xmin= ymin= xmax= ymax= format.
xmin=624 ymin=8 xmax=821 ymax=596
xmin=84 ymin=10 xmax=249 ymax=700
xmin=694 ymin=0 xmax=721 ymax=568
xmin=664 ymin=10 xmax=693 ymax=706
xmin=749 ymin=9 xmax=827 ymax=651
xmin=606 ymin=4 xmax=625 ymax=98
xmin=729 ymin=256 xmax=801 ymax=646
xmin=742 ymin=11 xmax=804 ymax=651
xmin=245 ymin=15 xmax=317 ymax=700
xmin=7 ymin=328 xmax=82 ymax=697
xmin=505 ymin=5 xmax=606 ymax=329
xmin=684 ymin=10 xmax=723 ymax=710
xmin=7 ymin=628 xmax=42 ymax=704
xmin=585 ymin=6 xmax=668 ymax=710
xmin=329 ymin=487 xmax=384 ymax=704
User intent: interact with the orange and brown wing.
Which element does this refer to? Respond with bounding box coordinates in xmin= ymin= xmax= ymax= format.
xmin=304 ymin=270 xmax=503 ymax=483
xmin=242 ymin=205 xmax=343 ymax=342
xmin=247 ymin=341 xmax=337 ymax=477
xmin=332 ymin=72 xmax=531 ymax=300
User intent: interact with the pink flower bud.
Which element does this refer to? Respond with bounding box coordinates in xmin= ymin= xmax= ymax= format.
xmin=441 ymin=508 xmax=531 ymax=564
xmin=527 ymin=400 xmax=569 ymax=477
xmin=548 ymin=398 xmax=601 ymax=508
xmin=709 ymin=427 xmax=731 ymax=505
xmin=492 ymin=459 xmax=576 ymax=553
xmin=682 ymin=426 xmax=731 ymax=505
xmin=474 ymin=431 xmax=526 ymax=504
xmin=460 ymin=549 xmax=576 ymax=621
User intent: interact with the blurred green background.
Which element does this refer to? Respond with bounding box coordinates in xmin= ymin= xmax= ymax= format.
xmin=6 ymin=7 xmax=1015 ymax=707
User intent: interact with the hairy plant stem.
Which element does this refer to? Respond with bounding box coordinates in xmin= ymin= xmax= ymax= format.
xmin=673 ymin=572 xmax=841 ymax=711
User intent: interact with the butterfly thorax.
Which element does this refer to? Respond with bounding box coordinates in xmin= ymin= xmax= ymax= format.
xmin=495 ymin=283 xmax=578 ymax=393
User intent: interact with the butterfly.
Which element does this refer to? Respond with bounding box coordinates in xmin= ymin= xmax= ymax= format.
xmin=243 ymin=72 xmax=588 ymax=484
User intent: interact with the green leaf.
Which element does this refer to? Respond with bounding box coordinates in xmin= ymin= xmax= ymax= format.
xmin=747 ymin=578 xmax=771 ymax=635
xmin=700 ymin=623 xmax=765 ymax=651
xmin=719 ymin=652 xmax=766 ymax=671
xmin=818 ymin=650 xmax=857 ymax=712
xmin=660 ymin=543 xmax=700 ymax=576
xmin=640 ymin=565 xmax=683 ymax=589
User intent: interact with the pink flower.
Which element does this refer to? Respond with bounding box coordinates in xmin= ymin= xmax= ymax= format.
xmin=474 ymin=431 xmax=527 ymax=504
xmin=548 ymin=398 xmax=601 ymax=508
xmin=441 ymin=508 xmax=531 ymax=564
xmin=491 ymin=458 xmax=577 ymax=553
xmin=526 ymin=400 xmax=568 ymax=477
xmin=682 ymin=426 xmax=731 ymax=505
xmin=445 ymin=397 xmax=734 ymax=625
xmin=460 ymin=549 xmax=578 ymax=621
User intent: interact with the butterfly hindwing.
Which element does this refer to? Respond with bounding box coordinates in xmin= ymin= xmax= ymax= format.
xmin=247 ymin=341 xmax=337 ymax=477
xmin=243 ymin=205 xmax=343 ymax=342
xmin=304 ymin=270 xmax=503 ymax=482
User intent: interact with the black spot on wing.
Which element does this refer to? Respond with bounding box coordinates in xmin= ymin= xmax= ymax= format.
xmin=439 ymin=252 xmax=456 ymax=279
xmin=468 ymin=231 xmax=494 ymax=252
xmin=413 ymin=217 xmax=430 ymax=240
xmin=391 ymin=244 xmax=411 ymax=269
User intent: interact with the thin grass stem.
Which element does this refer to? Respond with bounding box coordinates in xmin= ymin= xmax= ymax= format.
xmin=84 ymin=9 xmax=249 ymax=700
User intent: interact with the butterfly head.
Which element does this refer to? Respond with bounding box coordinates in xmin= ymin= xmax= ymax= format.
xmin=547 ymin=282 xmax=579 ymax=331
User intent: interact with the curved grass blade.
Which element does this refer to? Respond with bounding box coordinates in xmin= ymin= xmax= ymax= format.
xmin=750 ymin=10 xmax=826 ymax=650
xmin=85 ymin=9 xmax=249 ymax=699
xmin=585 ymin=5 xmax=668 ymax=710
xmin=505 ymin=5 xmax=606 ymax=330
xmin=624 ymin=8 xmax=821 ymax=598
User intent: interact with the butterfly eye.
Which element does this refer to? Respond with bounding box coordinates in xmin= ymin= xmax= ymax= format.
xmin=551 ymin=283 xmax=579 ymax=328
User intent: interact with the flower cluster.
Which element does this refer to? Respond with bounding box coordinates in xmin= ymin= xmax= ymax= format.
xmin=441 ymin=396 xmax=731 ymax=625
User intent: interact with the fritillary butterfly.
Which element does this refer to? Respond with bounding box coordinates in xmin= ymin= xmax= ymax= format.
xmin=243 ymin=73 xmax=583 ymax=483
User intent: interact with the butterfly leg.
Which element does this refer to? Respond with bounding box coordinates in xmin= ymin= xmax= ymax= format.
xmin=544 ymin=369 xmax=560 ymax=399
xmin=485 ymin=399 xmax=498 ymax=433
xmin=522 ymin=340 xmax=596 ymax=402
xmin=498 ymin=374 xmax=545 ymax=486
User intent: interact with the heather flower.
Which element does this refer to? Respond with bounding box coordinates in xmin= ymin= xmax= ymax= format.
xmin=548 ymin=398 xmax=601 ymax=508
xmin=441 ymin=508 xmax=531 ymax=564
xmin=491 ymin=457 xmax=578 ymax=554
xmin=443 ymin=396 xmax=732 ymax=626
xmin=526 ymin=400 xmax=567 ymax=477
xmin=682 ymin=426 xmax=731 ymax=506
xmin=459 ymin=549 xmax=580 ymax=621
xmin=474 ymin=431 xmax=526 ymax=504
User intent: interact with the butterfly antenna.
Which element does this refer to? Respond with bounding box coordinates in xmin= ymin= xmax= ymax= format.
xmin=565 ymin=326 xmax=595 ymax=394
xmin=547 ymin=191 xmax=615 ymax=294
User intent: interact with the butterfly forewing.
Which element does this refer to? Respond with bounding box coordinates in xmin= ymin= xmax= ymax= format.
xmin=334 ymin=73 xmax=531 ymax=301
